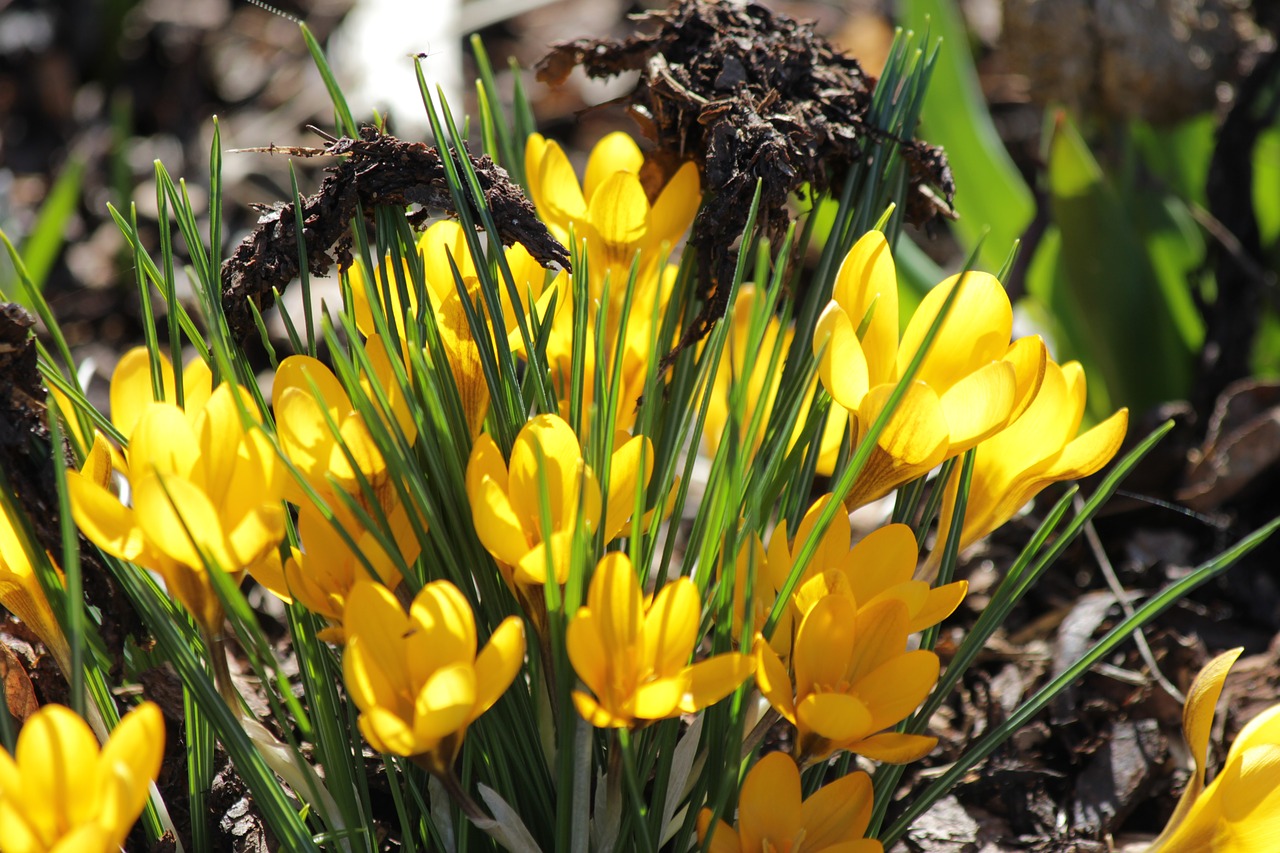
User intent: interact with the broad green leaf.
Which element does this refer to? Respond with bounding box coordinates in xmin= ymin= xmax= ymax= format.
xmin=1254 ymin=127 xmax=1280 ymax=247
xmin=1038 ymin=112 xmax=1194 ymax=412
xmin=900 ymin=0 xmax=1034 ymax=271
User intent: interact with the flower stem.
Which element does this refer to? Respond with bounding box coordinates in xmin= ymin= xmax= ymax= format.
xmin=618 ymin=728 xmax=656 ymax=851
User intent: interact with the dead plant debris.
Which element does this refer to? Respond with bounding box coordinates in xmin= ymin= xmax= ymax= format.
xmin=537 ymin=0 xmax=955 ymax=352
xmin=220 ymin=127 xmax=570 ymax=342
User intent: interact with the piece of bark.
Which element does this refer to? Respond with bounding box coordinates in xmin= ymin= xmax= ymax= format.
xmin=221 ymin=127 xmax=570 ymax=342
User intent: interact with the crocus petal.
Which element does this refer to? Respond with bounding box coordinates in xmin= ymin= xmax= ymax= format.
xmin=472 ymin=617 xmax=525 ymax=719
xmin=937 ymin=359 xmax=1017 ymax=452
xmin=697 ymin=812 xmax=743 ymax=853
xmin=855 ymin=649 xmax=939 ymax=727
xmin=538 ymin=139 xmax=587 ymax=225
xmin=97 ymin=702 xmax=164 ymax=826
xmin=814 ymin=301 xmax=870 ymax=412
xmin=1003 ymin=335 xmax=1047 ymax=422
xmin=847 ymin=732 xmax=939 ymax=764
xmin=632 ymin=676 xmax=684 ymax=720
xmin=801 ymin=768 xmax=875 ymax=846
xmin=603 ymin=434 xmax=653 ymax=541
xmin=907 ymin=580 xmax=968 ymax=634
xmin=419 ymin=219 xmax=478 ymax=300
xmin=407 ymin=581 xmax=479 ymax=681
xmin=680 ymin=654 xmax=755 ymax=713
xmin=753 ymin=635 xmax=797 ymax=722
xmin=129 ymin=402 xmax=199 ymax=481
xmin=583 ymin=131 xmax=644 ymax=200
xmin=66 ymin=471 xmax=146 ymax=562
xmin=16 ymin=705 xmax=98 ymax=840
xmin=567 ymin=609 xmax=609 ymax=698
xmin=589 ymin=171 xmax=650 ymax=255
xmin=899 ymin=270 xmax=1012 ymax=392
xmin=591 ymin=552 xmax=644 ymax=654
xmin=1038 ymin=407 xmax=1129 ymax=482
xmin=831 ymin=230 xmax=898 ymax=386
xmin=470 ymin=476 xmax=531 ymax=568
xmin=508 ymin=415 xmax=583 ymax=535
xmin=343 ymin=582 xmax=412 ymax=687
xmin=794 ymin=593 xmax=858 ymax=698
xmin=844 ymin=599 xmax=910 ymax=686
xmin=359 ymin=706 xmax=418 ymax=756
xmin=845 ymin=522 xmax=917 ymax=603
xmin=644 ymin=578 xmax=699 ymax=677
xmin=797 ymin=692 xmax=874 ymax=742
xmin=737 ymin=751 xmax=803 ymax=853
xmin=572 ymin=690 xmax=628 ymax=729
xmin=344 ymin=635 xmax=404 ymax=714
xmin=133 ymin=474 xmax=227 ymax=569
xmin=413 ymin=662 xmax=476 ymax=740
xmin=110 ymin=347 xmax=174 ymax=439
xmin=647 ymin=161 xmax=701 ymax=252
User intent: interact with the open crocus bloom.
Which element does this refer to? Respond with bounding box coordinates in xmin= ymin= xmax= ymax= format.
xmin=813 ymin=231 xmax=1043 ymax=507
xmin=697 ymin=751 xmax=882 ymax=853
xmin=68 ymin=383 xmax=287 ymax=635
xmin=527 ymin=131 xmax=700 ymax=432
xmin=0 ymin=702 xmax=163 ymax=853
xmin=755 ymin=594 xmax=939 ymax=765
xmin=759 ymin=496 xmax=966 ymax=660
xmin=567 ymin=552 xmax=754 ymax=728
xmin=525 ymin=130 xmax=699 ymax=295
xmin=1147 ymin=648 xmax=1280 ymax=852
xmin=342 ymin=579 xmax=525 ymax=776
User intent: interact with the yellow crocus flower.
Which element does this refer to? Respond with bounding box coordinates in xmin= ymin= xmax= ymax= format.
xmin=770 ymin=498 xmax=966 ymax=654
xmin=341 ymin=579 xmax=525 ymax=776
xmin=68 ymin=383 xmax=286 ymax=635
xmin=567 ymin=552 xmax=754 ymax=728
xmin=813 ymin=231 xmax=1043 ymax=507
xmin=697 ymin=751 xmax=882 ymax=853
xmin=755 ymin=593 xmax=939 ymax=765
xmin=1148 ymin=648 xmax=1280 ymax=852
xmin=466 ymin=414 xmax=652 ymax=586
xmin=0 ymin=702 xmax=163 ymax=853
xmin=526 ymin=131 xmax=700 ymax=432
xmin=930 ymin=358 xmax=1128 ymax=570
xmin=273 ymin=347 xmax=417 ymax=511
xmin=525 ymin=131 xmax=699 ymax=294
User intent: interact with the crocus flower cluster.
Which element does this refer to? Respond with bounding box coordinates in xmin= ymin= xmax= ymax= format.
xmin=34 ymin=117 xmax=1155 ymax=853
